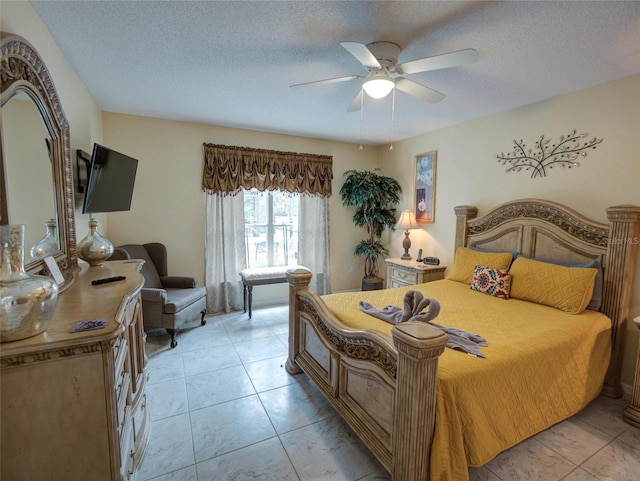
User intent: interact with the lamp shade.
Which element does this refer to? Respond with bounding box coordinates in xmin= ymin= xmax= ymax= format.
xmin=362 ymin=74 xmax=395 ymax=99
xmin=395 ymin=210 xmax=419 ymax=230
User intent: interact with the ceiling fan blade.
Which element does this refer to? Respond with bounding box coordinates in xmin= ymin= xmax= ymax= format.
xmin=290 ymin=75 xmax=360 ymax=88
xmin=395 ymin=78 xmax=445 ymax=103
xmin=397 ymin=48 xmax=479 ymax=75
xmin=340 ymin=42 xmax=381 ymax=69
xmin=347 ymin=90 xmax=364 ymax=112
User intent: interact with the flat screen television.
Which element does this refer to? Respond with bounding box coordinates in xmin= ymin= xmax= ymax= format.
xmin=82 ymin=143 xmax=138 ymax=214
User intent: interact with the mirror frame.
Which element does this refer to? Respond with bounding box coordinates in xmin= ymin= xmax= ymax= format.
xmin=1 ymin=32 xmax=78 ymax=289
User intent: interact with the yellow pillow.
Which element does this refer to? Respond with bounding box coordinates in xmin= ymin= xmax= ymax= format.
xmin=446 ymin=247 xmax=513 ymax=284
xmin=509 ymin=257 xmax=597 ymax=314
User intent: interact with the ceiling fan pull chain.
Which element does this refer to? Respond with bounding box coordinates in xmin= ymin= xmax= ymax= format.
xmin=359 ymin=90 xmax=364 ymax=151
xmin=390 ymin=88 xmax=396 ymax=151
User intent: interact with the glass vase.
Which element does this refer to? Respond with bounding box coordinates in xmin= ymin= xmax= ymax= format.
xmin=1 ymin=224 xmax=59 ymax=343
xmin=77 ymin=218 xmax=114 ymax=266
xmin=30 ymin=218 xmax=59 ymax=260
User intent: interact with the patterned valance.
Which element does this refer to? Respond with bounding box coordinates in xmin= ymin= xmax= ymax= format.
xmin=202 ymin=143 xmax=333 ymax=197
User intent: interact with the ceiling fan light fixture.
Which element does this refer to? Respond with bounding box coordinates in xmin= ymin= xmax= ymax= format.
xmin=362 ymin=76 xmax=395 ymax=99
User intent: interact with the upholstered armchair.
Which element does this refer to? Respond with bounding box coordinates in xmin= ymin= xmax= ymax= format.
xmin=111 ymin=242 xmax=207 ymax=348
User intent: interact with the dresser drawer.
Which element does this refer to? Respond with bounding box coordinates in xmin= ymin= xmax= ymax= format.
xmin=389 ymin=278 xmax=411 ymax=289
xmin=114 ymin=337 xmax=131 ymax=434
xmin=119 ymin=410 xmax=135 ymax=481
xmin=132 ymin=392 xmax=150 ymax=469
xmin=132 ymin=392 xmax=148 ymax=440
xmin=114 ymin=337 xmax=129 ymax=374
xmin=123 ymin=295 xmax=138 ymax=325
xmin=390 ymin=265 xmax=419 ymax=284
xmin=112 ymin=335 xmax=126 ymax=367
xmin=114 ymin=338 xmax=130 ymax=402
xmin=116 ymin=372 xmax=131 ymax=432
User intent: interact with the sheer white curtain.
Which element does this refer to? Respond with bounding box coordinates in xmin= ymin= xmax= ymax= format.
xmin=204 ymin=192 xmax=246 ymax=313
xmin=298 ymin=195 xmax=331 ymax=295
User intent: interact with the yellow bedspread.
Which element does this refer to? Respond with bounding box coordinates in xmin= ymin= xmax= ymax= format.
xmin=321 ymin=279 xmax=612 ymax=481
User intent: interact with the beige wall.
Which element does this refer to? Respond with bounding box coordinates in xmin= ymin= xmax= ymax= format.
xmin=379 ymin=74 xmax=640 ymax=390
xmin=101 ymin=113 xmax=379 ymax=298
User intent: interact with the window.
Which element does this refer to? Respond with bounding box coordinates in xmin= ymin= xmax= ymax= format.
xmin=243 ymin=189 xmax=298 ymax=268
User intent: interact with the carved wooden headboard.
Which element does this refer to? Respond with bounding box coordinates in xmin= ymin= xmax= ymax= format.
xmin=454 ymin=198 xmax=640 ymax=397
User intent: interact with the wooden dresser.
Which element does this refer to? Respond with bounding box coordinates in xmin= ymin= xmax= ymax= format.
xmin=1 ymin=260 xmax=150 ymax=481
xmin=385 ymin=257 xmax=446 ymax=288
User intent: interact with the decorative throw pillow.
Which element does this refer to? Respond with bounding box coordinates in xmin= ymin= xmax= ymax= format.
xmin=446 ymin=247 xmax=513 ymax=285
xmin=509 ymin=257 xmax=597 ymax=314
xmin=470 ymin=265 xmax=511 ymax=299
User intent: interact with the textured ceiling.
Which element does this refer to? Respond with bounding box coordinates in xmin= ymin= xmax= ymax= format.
xmin=31 ymin=0 xmax=640 ymax=146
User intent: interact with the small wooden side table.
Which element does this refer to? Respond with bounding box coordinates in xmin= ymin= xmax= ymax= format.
xmin=623 ymin=316 xmax=640 ymax=427
xmin=385 ymin=257 xmax=446 ymax=289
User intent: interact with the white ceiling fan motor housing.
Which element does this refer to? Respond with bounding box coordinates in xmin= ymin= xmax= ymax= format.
xmin=366 ymin=41 xmax=402 ymax=70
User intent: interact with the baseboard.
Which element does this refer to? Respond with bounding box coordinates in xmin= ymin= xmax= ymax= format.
xmin=251 ymin=297 xmax=288 ymax=308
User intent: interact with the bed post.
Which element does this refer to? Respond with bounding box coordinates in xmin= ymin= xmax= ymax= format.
xmin=454 ymin=205 xmax=479 ymax=250
xmin=391 ymin=322 xmax=448 ymax=481
xmin=285 ymin=267 xmax=312 ymax=375
xmin=601 ymin=205 xmax=640 ymax=397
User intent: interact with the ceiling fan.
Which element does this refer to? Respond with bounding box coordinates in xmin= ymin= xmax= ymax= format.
xmin=291 ymin=41 xmax=479 ymax=111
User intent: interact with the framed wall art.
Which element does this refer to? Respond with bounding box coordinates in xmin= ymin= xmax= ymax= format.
xmin=414 ymin=151 xmax=437 ymax=223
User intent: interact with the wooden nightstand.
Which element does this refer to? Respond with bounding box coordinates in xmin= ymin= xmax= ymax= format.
xmin=623 ymin=316 xmax=640 ymax=427
xmin=385 ymin=257 xmax=446 ymax=288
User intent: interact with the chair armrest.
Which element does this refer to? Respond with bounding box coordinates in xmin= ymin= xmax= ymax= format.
xmin=142 ymin=287 xmax=168 ymax=303
xmin=161 ymin=276 xmax=198 ymax=289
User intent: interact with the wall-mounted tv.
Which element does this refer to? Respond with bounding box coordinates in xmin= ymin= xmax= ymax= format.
xmin=82 ymin=143 xmax=138 ymax=214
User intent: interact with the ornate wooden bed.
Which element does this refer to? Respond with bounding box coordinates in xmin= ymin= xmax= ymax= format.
xmin=285 ymin=198 xmax=640 ymax=481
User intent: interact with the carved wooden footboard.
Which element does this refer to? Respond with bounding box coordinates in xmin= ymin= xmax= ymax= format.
xmin=285 ymin=268 xmax=447 ymax=480
xmin=286 ymin=199 xmax=640 ymax=481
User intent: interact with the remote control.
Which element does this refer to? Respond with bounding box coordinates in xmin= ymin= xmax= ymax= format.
xmin=91 ymin=276 xmax=127 ymax=285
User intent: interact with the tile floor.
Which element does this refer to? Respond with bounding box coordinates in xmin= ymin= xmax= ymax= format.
xmin=139 ymin=305 xmax=640 ymax=481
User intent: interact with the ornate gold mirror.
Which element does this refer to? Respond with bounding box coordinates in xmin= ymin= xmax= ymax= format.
xmin=1 ymin=32 xmax=78 ymax=289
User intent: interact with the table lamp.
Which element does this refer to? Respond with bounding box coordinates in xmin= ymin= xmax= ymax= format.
xmin=395 ymin=210 xmax=419 ymax=260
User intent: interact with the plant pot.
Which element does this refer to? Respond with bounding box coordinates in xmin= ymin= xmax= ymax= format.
xmin=362 ymin=277 xmax=383 ymax=291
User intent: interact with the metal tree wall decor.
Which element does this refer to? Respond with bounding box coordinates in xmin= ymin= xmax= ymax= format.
xmin=496 ymin=130 xmax=603 ymax=178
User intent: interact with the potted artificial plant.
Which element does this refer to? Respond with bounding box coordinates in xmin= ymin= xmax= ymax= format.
xmin=339 ymin=168 xmax=402 ymax=291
